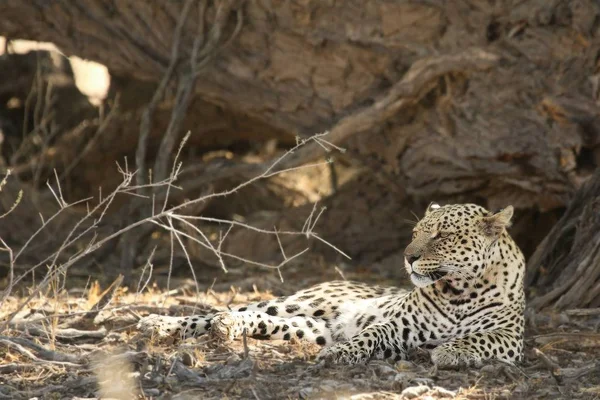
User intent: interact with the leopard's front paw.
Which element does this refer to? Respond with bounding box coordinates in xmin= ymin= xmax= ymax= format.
xmin=209 ymin=312 xmax=242 ymax=341
xmin=431 ymin=346 xmax=482 ymax=369
xmin=317 ymin=342 xmax=371 ymax=365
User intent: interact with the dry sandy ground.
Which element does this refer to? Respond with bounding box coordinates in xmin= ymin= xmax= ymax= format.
xmin=0 ymin=274 xmax=599 ymax=400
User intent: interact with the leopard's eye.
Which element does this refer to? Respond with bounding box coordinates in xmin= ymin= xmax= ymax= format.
xmin=432 ymin=231 xmax=451 ymax=240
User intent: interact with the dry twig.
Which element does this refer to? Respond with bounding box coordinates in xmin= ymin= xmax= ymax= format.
xmin=533 ymin=347 xmax=563 ymax=385
xmin=0 ymin=130 xmax=344 ymax=331
xmin=0 ymin=335 xmax=82 ymax=365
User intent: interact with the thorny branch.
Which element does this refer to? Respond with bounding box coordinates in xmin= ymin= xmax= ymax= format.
xmin=0 ymin=130 xmax=346 ymax=331
xmin=123 ymin=0 xmax=244 ymax=280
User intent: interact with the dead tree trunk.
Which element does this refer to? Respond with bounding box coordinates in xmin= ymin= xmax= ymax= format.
xmin=1 ymin=1 xmax=598 ymax=209
xmin=526 ymin=168 xmax=600 ymax=310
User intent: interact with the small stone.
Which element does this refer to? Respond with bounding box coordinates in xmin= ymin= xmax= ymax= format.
xmin=144 ymin=388 xmax=160 ymax=397
xmin=225 ymin=353 xmax=241 ymax=365
xmin=401 ymin=385 xmax=430 ymax=399
xmin=181 ymin=351 xmax=195 ymax=366
xmin=373 ymin=362 xmax=398 ymax=378
xmin=395 ymin=360 xmax=415 ymax=371
xmin=431 ymin=386 xmax=456 ymax=398
xmin=164 ymin=336 xmax=176 ymax=346
xmin=298 ymin=388 xmax=313 ymax=399
xmin=558 ymin=313 xmax=570 ymax=325
xmin=480 ymin=364 xmax=497 ymax=374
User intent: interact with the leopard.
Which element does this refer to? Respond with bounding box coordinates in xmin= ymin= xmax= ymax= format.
xmin=137 ymin=202 xmax=525 ymax=368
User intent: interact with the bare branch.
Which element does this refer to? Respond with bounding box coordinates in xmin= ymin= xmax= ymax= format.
xmin=1 ymin=131 xmax=344 ymax=329
xmin=136 ymin=0 xmax=194 ymax=188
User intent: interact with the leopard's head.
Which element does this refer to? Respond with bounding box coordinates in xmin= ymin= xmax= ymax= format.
xmin=404 ymin=203 xmax=514 ymax=288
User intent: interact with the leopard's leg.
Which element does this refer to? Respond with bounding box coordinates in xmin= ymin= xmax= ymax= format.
xmin=210 ymin=310 xmax=333 ymax=345
xmin=137 ymin=314 xmax=214 ymax=339
xmin=318 ymin=321 xmax=409 ymax=364
xmin=430 ymin=328 xmax=523 ymax=368
xmin=138 ymin=281 xmax=398 ymax=340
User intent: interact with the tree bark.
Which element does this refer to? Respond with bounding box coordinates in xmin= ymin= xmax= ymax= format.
xmin=526 ymin=168 xmax=600 ymax=310
xmin=1 ymin=1 xmax=599 ymax=210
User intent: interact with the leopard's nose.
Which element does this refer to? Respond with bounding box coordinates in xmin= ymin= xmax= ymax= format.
xmin=406 ymin=254 xmax=420 ymax=266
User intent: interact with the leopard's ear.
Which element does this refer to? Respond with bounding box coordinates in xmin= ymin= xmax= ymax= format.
xmin=425 ymin=202 xmax=441 ymax=215
xmin=480 ymin=206 xmax=514 ymax=237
